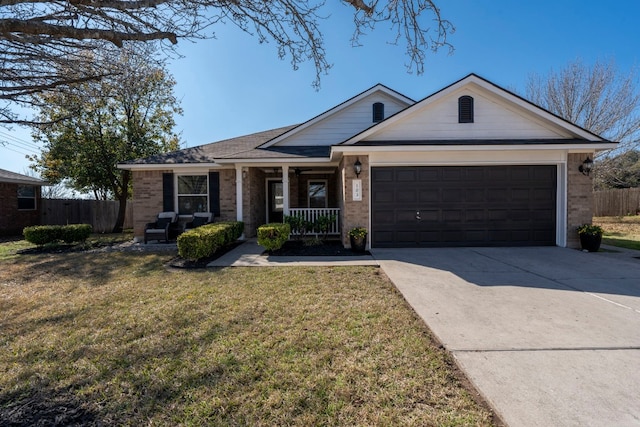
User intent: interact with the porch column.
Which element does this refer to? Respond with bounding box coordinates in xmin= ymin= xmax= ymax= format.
xmin=282 ymin=165 xmax=290 ymax=217
xmin=235 ymin=165 xmax=243 ymax=222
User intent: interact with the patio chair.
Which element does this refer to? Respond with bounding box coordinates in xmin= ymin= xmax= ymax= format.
xmin=185 ymin=212 xmax=213 ymax=230
xmin=144 ymin=211 xmax=178 ymax=243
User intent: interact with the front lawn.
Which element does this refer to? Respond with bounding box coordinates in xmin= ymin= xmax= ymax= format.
xmin=0 ymin=249 xmax=496 ymax=426
xmin=594 ymin=216 xmax=640 ymax=250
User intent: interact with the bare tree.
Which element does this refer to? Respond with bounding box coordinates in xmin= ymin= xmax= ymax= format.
xmin=525 ymin=59 xmax=640 ymax=148
xmin=0 ymin=0 xmax=453 ymax=125
xmin=526 ymin=59 xmax=640 ymax=189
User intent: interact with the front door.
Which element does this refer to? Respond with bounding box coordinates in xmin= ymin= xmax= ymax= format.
xmin=268 ymin=180 xmax=284 ymax=223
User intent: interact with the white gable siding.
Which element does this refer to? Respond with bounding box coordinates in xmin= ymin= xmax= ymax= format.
xmin=275 ymin=92 xmax=409 ymax=146
xmin=365 ymin=87 xmax=572 ymax=142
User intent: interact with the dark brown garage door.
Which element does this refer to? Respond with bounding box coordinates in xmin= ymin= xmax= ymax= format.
xmin=371 ymin=166 xmax=556 ymax=247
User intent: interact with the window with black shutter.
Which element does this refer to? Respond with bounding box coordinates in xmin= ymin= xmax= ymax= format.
xmin=458 ymin=96 xmax=474 ymax=123
xmin=372 ymin=102 xmax=384 ymax=122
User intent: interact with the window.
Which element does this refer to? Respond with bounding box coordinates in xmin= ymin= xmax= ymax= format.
xmin=458 ymin=95 xmax=474 ymax=123
xmin=308 ymin=180 xmax=327 ymax=208
xmin=17 ymin=185 xmax=36 ymax=210
xmin=372 ymin=102 xmax=384 ymax=122
xmin=177 ymin=175 xmax=208 ymax=214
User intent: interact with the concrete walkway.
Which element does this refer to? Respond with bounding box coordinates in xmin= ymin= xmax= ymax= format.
xmin=207 ymin=238 xmax=379 ymax=267
xmin=372 ymin=246 xmax=640 ymax=427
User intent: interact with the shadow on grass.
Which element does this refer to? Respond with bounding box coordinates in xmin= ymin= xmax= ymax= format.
xmin=10 ymin=251 xmax=167 ymax=287
xmin=0 ymin=319 xmax=234 ymax=425
xmin=0 ymin=385 xmax=98 ymax=426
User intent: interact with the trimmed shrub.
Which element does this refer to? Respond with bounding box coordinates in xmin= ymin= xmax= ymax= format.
xmin=23 ymin=224 xmax=93 ymax=245
xmin=257 ymin=223 xmax=291 ymax=251
xmin=61 ymin=224 xmax=93 ymax=243
xmin=177 ymin=221 xmax=244 ymax=261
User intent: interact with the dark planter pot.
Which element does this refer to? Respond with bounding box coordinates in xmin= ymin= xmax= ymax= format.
xmin=579 ymin=233 xmax=602 ymax=252
xmin=350 ymin=235 xmax=367 ymax=252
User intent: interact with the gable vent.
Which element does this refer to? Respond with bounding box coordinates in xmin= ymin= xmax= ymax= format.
xmin=373 ymin=102 xmax=384 ymax=122
xmin=458 ymin=96 xmax=474 ymax=123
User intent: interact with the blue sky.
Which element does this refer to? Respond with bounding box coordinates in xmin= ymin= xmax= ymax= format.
xmin=2 ymin=0 xmax=640 ymax=174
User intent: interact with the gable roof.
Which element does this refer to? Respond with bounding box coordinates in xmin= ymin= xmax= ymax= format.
xmin=121 ymin=73 xmax=618 ymax=169
xmin=340 ymin=73 xmax=609 ymax=145
xmin=258 ymin=84 xmax=415 ymax=149
xmin=0 ymin=168 xmax=45 ymax=185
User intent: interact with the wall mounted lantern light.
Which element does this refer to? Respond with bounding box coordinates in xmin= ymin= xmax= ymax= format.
xmin=354 ymin=158 xmax=362 ymax=178
xmin=579 ymin=156 xmax=593 ymax=176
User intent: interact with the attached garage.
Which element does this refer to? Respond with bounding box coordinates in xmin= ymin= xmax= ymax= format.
xmin=371 ymin=165 xmax=557 ymax=248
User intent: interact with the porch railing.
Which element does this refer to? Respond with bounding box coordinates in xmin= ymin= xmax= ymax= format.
xmin=288 ymin=208 xmax=341 ymax=236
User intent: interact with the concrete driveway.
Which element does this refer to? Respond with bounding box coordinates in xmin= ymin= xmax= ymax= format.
xmin=372 ymin=246 xmax=640 ymax=427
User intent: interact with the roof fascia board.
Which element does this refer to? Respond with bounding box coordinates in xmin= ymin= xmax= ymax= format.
xmin=118 ymin=163 xmax=229 ymax=171
xmin=259 ymin=84 xmax=414 ymax=149
xmin=341 ymin=73 xmax=607 ymax=145
xmin=0 ymin=178 xmax=45 ymax=185
xmin=215 ymin=157 xmax=334 ymax=165
xmin=330 ymin=142 xmax=617 ymax=159
xmin=467 ymin=76 xmax=605 ymax=141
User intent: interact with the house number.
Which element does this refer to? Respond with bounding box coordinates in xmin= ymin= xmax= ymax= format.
xmin=353 ymin=179 xmax=362 ymax=201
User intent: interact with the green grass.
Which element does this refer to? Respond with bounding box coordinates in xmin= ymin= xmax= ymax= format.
xmin=0 ymin=239 xmax=35 ymax=260
xmin=594 ymin=216 xmax=640 ymax=250
xmin=0 ymin=248 xmax=496 ymax=426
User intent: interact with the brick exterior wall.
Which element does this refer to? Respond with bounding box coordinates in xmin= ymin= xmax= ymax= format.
xmin=132 ymin=168 xmax=239 ymax=239
xmin=340 ymin=155 xmax=369 ymax=247
xmin=566 ymin=153 xmax=594 ymax=249
xmin=242 ymin=168 xmax=265 ymax=237
xmin=131 ymin=170 xmax=170 ymax=237
xmin=219 ymin=169 xmax=237 ymax=222
xmin=0 ymin=182 xmax=41 ymax=236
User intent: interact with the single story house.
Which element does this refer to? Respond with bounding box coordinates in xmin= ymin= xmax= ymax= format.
xmin=0 ymin=168 xmax=45 ymax=236
xmin=119 ymin=74 xmax=616 ymax=249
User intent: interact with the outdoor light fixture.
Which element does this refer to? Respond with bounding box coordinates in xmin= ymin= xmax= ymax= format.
xmin=579 ymin=156 xmax=593 ymax=176
xmin=354 ymin=158 xmax=362 ymax=178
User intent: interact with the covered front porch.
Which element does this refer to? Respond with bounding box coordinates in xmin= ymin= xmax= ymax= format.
xmin=236 ymin=165 xmax=341 ymax=237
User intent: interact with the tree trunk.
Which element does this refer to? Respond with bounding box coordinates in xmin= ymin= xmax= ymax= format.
xmin=112 ymin=170 xmax=130 ymax=233
xmin=113 ymin=194 xmax=128 ymax=233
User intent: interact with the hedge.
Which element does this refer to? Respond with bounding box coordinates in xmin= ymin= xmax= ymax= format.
xmin=23 ymin=224 xmax=93 ymax=245
xmin=257 ymin=223 xmax=291 ymax=251
xmin=177 ymin=221 xmax=244 ymax=261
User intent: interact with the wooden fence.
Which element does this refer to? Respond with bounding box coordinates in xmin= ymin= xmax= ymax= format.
xmin=593 ymin=188 xmax=640 ymax=217
xmin=40 ymin=199 xmax=133 ymax=233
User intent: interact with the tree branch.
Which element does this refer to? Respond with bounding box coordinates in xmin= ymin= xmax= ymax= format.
xmin=0 ymin=19 xmax=178 ymax=46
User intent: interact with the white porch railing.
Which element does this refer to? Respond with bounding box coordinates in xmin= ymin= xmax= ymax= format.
xmin=288 ymin=208 xmax=341 ymax=235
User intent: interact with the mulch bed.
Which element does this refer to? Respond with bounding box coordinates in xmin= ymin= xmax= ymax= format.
xmin=267 ymin=239 xmax=370 ymax=257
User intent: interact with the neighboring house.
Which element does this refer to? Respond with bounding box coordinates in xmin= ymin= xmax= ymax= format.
xmin=0 ymin=168 xmax=45 ymax=236
xmin=119 ymin=74 xmax=616 ymax=249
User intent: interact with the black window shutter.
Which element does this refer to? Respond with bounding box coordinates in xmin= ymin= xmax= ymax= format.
xmin=372 ymin=102 xmax=384 ymax=122
xmin=162 ymin=173 xmax=174 ymax=212
xmin=458 ymin=96 xmax=474 ymax=123
xmin=209 ymin=172 xmax=220 ymax=217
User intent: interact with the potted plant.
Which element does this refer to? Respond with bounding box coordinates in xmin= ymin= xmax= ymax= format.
xmin=577 ymin=224 xmax=604 ymax=252
xmin=348 ymin=227 xmax=367 ymax=252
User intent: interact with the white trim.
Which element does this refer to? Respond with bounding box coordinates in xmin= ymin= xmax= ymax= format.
xmin=331 ymin=143 xmax=617 ymax=159
xmin=282 ymin=166 xmax=290 ymax=217
xmin=557 ymin=161 xmax=568 ymax=247
xmin=174 ymin=173 xmax=209 ymax=215
xmin=118 ymin=163 xmax=228 ymax=171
